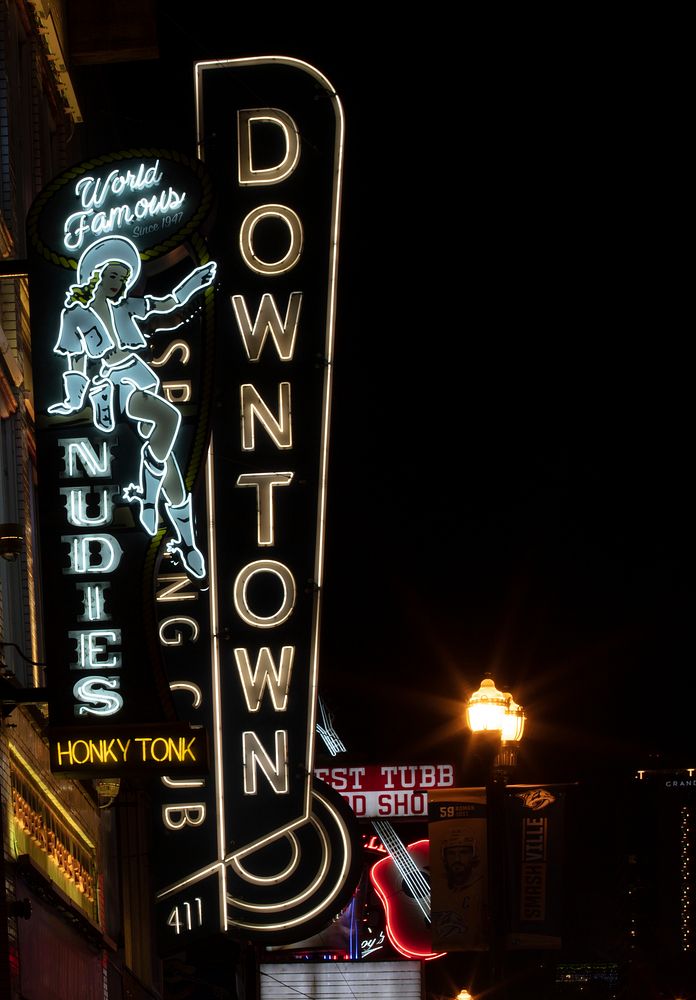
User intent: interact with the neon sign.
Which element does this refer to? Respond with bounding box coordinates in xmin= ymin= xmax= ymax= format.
xmin=370 ymin=836 xmax=446 ymax=962
xmin=64 ymin=160 xmax=187 ymax=251
xmin=51 ymin=287 xmax=214 ymax=718
xmin=49 ymin=723 xmax=208 ymax=774
xmin=152 ymin=56 xmax=360 ymax=951
xmin=315 ymin=764 xmax=456 ymax=818
xmin=28 ymin=149 xmax=216 ymax=746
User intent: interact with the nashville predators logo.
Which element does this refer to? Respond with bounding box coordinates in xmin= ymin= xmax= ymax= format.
xmin=517 ymin=787 xmax=555 ymax=811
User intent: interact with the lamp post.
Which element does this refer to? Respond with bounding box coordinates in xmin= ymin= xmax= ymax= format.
xmin=465 ymin=675 xmax=526 ymax=996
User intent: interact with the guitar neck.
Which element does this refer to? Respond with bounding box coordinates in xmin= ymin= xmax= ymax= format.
xmin=372 ymin=819 xmax=430 ymax=912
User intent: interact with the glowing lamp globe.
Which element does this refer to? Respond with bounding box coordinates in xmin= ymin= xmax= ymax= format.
xmin=466 ymin=677 xmax=526 ymax=747
xmin=465 ymin=677 xmax=508 ymax=734
xmin=501 ymin=695 xmax=526 ymax=744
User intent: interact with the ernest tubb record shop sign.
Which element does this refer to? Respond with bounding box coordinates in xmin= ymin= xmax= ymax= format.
xmin=27 ymin=56 xmax=360 ymax=951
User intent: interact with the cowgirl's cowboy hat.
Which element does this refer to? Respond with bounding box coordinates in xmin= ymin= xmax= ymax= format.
xmin=77 ymin=235 xmax=141 ymax=289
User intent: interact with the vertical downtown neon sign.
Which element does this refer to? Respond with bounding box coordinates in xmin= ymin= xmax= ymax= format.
xmin=153 ymin=58 xmax=359 ymax=948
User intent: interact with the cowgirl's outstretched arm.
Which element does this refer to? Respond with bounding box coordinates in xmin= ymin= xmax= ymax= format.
xmin=141 ymin=262 xmax=217 ymax=317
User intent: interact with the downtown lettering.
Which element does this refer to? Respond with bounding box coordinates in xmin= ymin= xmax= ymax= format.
xmin=157 ymin=106 xmax=305 ymax=837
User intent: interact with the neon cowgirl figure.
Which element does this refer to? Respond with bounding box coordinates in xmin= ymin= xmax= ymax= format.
xmin=48 ymin=235 xmax=216 ymax=580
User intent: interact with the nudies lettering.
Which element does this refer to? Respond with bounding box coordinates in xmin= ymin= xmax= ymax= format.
xmin=60 ymin=437 xmax=124 ymax=717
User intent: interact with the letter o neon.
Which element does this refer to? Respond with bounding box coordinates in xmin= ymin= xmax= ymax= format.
xmin=150 ymin=738 xmax=169 ymax=762
xmin=233 ymin=559 xmax=296 ymax=628
xmin=72 ymin=740 xmax=91 ymax=765
xmin=239 ymin=204 xmax=303 ymax=274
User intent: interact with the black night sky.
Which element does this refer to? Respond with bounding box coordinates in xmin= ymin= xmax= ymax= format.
xmin=67 ymin=6 xmax=692 ymax=787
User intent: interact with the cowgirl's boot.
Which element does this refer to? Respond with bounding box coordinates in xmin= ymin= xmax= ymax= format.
xmin=123 ymin=443 xmax=166 ymax=535
xmin=165 ymin=494 xmax=206 ymax=580
xmin=48 ymin=371 xmax=89 ymax=415
xmin=88 ymin=378 xmax=115 ymax=432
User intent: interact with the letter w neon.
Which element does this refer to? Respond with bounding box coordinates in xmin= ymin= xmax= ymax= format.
xmin=231 ymin=292 xmax=302 ymax=361
xmin=234 ymin=646 xmax=294 ymax=712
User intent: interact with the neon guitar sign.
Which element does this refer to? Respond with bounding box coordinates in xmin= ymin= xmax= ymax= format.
xmin=317 ymin=701 xmax=445 ymax=961
xmin=369 ymin=821 xmax=445 ymax=961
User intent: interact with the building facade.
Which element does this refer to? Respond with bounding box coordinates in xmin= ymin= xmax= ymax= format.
xmin=1 ymin=2 xmax=161 ymax=997
xmin=622 ymin=767 xmax=696 ymax=998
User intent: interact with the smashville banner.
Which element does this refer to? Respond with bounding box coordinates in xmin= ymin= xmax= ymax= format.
xmin=428 ymin=788 xmax=489 ymax=951
xmin=429 ymin=785 xmax=567 ymax=952
xmin=504 ymin=784 xmax=566 ymax=950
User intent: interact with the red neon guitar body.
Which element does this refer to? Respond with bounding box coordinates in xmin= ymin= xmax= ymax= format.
xmin=369 ymin=836 xmax=445 ymax=961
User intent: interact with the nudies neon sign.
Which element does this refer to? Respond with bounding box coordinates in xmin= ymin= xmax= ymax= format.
xmin=51 ymin=236 xmax=214 ymax=719
xmin=28 ymin=149 xmax=216 ymax=738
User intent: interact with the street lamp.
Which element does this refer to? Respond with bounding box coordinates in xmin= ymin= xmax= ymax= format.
xmin=465 ymin=674 xmax=525 ymax=771
xmin=465 ymin=674 xmax=526 ymax=996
